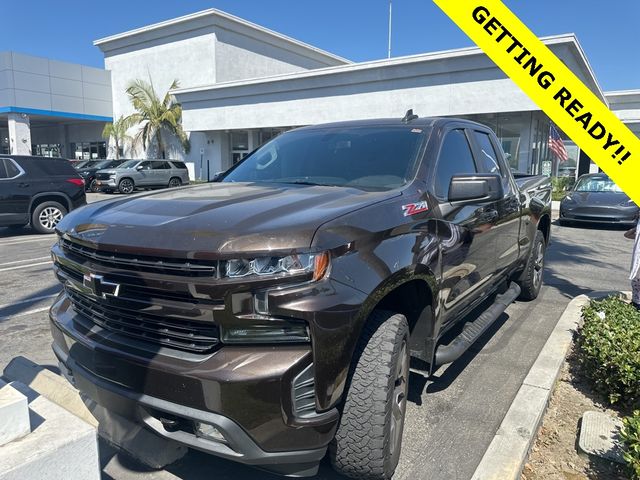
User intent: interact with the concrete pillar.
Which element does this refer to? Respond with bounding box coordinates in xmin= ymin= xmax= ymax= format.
xmin=7 ymin=113 xmax=32 ymax=155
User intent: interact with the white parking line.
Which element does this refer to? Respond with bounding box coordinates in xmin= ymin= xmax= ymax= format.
xmin=0 ymin=293 xmax=60 ymax=310
xmin=0 ymin=256 xmax=51 ymax=267
xmin=0 ymin=237 xmax=56 ymax=247
xmin=0 ymin=261 xmax=52 ymax=273
xmin=0 ymin=306 xmax=51 ymax=322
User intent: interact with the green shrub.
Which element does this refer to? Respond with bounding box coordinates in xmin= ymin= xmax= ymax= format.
xmin=577 ymin=297 xmax=640 ymax=407
xmin=622 ymin=411 xmax=640 ymax=480
xmin=551 ymin=176 xmax=574 ymax=201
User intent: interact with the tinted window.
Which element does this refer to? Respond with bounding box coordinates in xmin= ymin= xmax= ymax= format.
xmin=5 ymin=159 xmax=20 ymax=178
xmin=473 ymin=131 xmax=502 ymax=175
xmin=151 ymin=161 xmax=171 ymax=169
xmin=223 ymin=126 xmax=427 ymax=191
xmin=139 ymin=161 xmax=152 ymax=170
xmin=473 ymin=131 xmax=511 ymax=193
xmin=21 ymin=157 xmax=76 ymax=176
xmin=171 ymin=162 xmax=187 ymax=170
xmin=119 ymin=160 xmax=140 ymax=169
xmin=0 ymin=159 xmax=9 ymax=179
xmin=435 ymin=129 xmax=477 ymax=198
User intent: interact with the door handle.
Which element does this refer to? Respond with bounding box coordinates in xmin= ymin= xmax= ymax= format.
xmin=18 ymin=182 xmax=30 ymax=188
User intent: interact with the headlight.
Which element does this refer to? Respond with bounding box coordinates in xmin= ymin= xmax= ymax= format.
xmin=224 ymin=252 xmax=329 ymax=281
xmin=620 ymin=199 xmax=636 ymax=207
xmin=221 ymin=320 xmax=310 ymax=344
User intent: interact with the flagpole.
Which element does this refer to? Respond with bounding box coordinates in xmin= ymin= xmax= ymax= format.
xmin=387 ymin=0 xmax=393 ymax=59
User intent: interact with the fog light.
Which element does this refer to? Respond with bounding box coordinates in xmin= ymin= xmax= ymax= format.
xmin=195 ymin=422 xmax=227 ymax=443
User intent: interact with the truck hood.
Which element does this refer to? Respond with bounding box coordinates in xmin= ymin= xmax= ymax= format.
xmin=57 ymin=182 xmax=400 ymax=256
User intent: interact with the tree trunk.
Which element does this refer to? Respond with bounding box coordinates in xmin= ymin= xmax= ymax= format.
xmin=114 ymin=138 xmax=120 ymax=159
xmin=157 ymin=130 xmax=165 ymax=159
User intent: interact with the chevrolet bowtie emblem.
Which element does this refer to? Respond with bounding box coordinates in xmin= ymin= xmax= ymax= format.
xmin=82 ymin=273 xmax=120 ymax=298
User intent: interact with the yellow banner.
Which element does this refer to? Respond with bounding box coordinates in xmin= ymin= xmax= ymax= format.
xmin=433 ymin=0 xmax=640 ymax=205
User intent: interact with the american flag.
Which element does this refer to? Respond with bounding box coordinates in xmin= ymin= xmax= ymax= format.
xmin=549 ymin=124 xmax=568 ymax=162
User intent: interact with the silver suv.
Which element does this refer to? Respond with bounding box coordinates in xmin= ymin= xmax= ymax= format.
xmin=95 ymin=160 xmax=190 ymax=194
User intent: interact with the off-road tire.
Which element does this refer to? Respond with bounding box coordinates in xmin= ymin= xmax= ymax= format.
xmin=168 ymin=177 xmax=181 ymax=188
xmin=330 ymin=310 xmax=410 ymax=480
xmin=118 ymin=178 xmax=135 ymax=194
xmin=517 ymin=230 xmax=546 ymax=301
xmin=31 ymin=201 xmax=67 ymax=234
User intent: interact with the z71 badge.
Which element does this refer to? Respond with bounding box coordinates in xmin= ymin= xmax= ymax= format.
xmin=402 ymin=201 xmax=429 ymax=216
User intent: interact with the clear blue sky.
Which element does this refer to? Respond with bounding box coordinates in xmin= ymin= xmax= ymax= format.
xmin=2 ymin=0 xmax=638 ymax=91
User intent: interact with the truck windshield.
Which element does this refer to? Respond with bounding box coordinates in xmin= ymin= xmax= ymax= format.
xmin=222 ymin=126 xmax=427 ymax=191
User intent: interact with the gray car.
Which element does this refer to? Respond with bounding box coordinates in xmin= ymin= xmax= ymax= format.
xmin=95 ymin=159 xmax=190 ymax=194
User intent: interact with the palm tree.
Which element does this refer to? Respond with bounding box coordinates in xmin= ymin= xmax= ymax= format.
xmin=102 ymin=116 xmax=133 ymax=159
xmin=124 ymin=78 xmax=190 ymax=159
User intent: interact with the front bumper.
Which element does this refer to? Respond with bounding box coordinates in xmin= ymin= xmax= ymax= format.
xmin=49 ymin=283 xmax=354 ymax=474
xmin=52 ymin=339 xmax=327 ymax=476
xmin=95 ymin=178 xmax=117 ymax=189
xmin=560 ymin=205 xmax=638 ymax=225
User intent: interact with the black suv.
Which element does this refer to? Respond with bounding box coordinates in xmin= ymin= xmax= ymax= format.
xmin=0 ymin=155 xmax=86 ymax=234
xmin=75 ymin=159 xmax=127 ymax=192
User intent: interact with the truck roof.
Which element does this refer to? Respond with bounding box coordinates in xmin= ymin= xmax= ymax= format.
xmin=295 ymin=116 xmax=489 ymax=131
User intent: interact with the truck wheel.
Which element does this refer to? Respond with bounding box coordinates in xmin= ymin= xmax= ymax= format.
xmin=168 ymin=177 xmax=181 ymax=188
xmin=88 ymin=178 xmax=99 ymax=193
xmin=330 ymin=310 xmax=410 ymax=480
xmin=518 ymin=230 xmax=546 ymax=301
xmin=31 ymin=201 xmax=67 ymax=234
xmin=118 ymin=178 xmax=135 ymax=194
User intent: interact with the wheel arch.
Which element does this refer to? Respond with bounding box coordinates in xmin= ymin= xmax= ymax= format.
xmin=28 ymin=192 xmax=72 ymax=216
xmin=537 ymin=213 xmax=551 ymax=245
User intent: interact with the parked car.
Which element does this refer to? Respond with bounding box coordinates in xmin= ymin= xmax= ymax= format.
xmin=559 ymin=173 xmax=638 ymax=226
xmin=95 ymin=159 xmax=190 ymax=194
xmin=0 ymin=155 xmax=86 ymax=234
xmin=49 ymin=116 xmax=551 ymax=479
xmin=76 ymin=159 xmax=128 ymax=192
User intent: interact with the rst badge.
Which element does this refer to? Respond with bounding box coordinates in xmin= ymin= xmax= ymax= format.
xmin=402 ymin=201 xmax=429 ymax=217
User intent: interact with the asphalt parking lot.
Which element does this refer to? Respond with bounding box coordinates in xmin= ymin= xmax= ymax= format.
xmin=0 ymin=193 xmax=634 ymax=480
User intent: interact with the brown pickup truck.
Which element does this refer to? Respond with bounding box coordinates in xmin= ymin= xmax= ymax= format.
xmin=49 ymin=115 xmax=551 ymax=479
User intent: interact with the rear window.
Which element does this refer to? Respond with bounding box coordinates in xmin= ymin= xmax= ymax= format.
xmin=0 ymin=158 xmax=21 ymax=179
xmin=15 ymin=157 xmax=77 ymax=176
xmin=171 ymin=162 xmax=187 ymax=170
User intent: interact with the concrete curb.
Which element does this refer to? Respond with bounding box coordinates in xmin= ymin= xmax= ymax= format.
xmin=471 ymin=292 xmax=630 ymax=480
xmin=2 ymin=356 xmax=187 ymax=469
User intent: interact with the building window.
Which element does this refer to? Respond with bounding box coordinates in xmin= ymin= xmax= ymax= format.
xmin=230 ymin=131 xmax=250 ymax=165
xmin=70 ymin=142 xmax=107 ymax=160
xmin=32 ymin=144 xmax=62 ymax=157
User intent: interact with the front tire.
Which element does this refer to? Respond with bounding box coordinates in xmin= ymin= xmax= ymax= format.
xmin=517 ymin=230 xmax=546 ymax=300
xmin=118 ymin=178 xmax=135 ymax=194
xmin=31 ymin=201 xmax=67 ymax=234
xmin=88 ymin=178 xmax=99 ymax=193
xmin=330 ymin=310 xmax=410 ymax=480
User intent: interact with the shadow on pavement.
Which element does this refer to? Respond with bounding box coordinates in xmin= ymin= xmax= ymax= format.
xmin=0 ymin=284 xmax=61 ymax=322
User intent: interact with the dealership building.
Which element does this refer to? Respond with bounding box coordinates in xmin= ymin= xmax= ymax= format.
xmin=0 ymin=51 xmax=112 ymax=159
xmin=3 ymin=8 xmax=639 ymax=180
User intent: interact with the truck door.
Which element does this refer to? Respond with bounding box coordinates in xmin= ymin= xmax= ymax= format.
xmin=469 ymin=129 xmax=521 ymax=275
xmin=434 ymin=128 xmax=501 ymax=325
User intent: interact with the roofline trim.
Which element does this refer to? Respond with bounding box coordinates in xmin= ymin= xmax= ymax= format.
xmin=0 ymin=106 xmax=112 ymax=122
xmin=172 ymin=34 xmax=604 ymax=102
xmin=93 ymin=8 xmax=350 ymax=64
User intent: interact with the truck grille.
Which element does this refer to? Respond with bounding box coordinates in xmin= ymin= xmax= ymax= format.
xmin=66 ymin=288 xmax=220 ymax=353
xmin=95 ymin=172 xmax=112 ymax=180
xmin=60 ymin=238 xmax=220 ymax=277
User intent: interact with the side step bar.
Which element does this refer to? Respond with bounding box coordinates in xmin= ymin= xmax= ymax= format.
xmin=434 ymin=282 xmax=521 ymax=367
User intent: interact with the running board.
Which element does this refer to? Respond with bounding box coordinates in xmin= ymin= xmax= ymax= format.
xmin=434 ymin=282 xmax=521 ymax=367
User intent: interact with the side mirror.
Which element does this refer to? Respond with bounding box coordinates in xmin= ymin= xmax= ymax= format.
xmin=448 ymin=173 xmax=503 ymax=203
xmin=136 ymin=165 xmax=144 ymax=171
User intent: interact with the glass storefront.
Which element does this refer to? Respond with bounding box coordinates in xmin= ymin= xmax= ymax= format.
xmin=32 ymin=143 xmax=62 ymax=157
xmin=70 ymin=141 xmax=107 ymax=160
